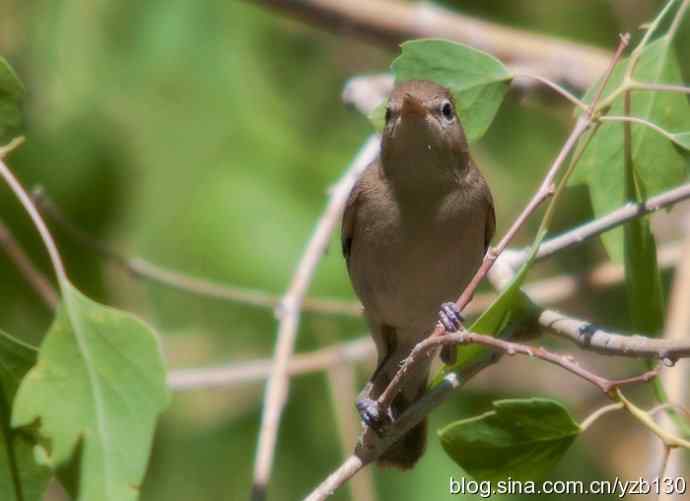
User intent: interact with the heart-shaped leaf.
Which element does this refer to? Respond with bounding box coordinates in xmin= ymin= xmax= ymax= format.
xmin=439 ymin=398 xmax=580 ymax=482
xmin=0 ymin=332 xmax=51 ymax=501
xmin=12 ymin=282 xmax=171 ymax=501
xmin=371 ymin=39 xmax=512 ymax=143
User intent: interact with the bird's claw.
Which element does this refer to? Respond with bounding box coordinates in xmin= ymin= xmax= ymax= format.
xmin=439 ymin=302 xmax=464 ymax=333
xmin=439 ymin=302 xmax=464 ymax=364
xmin=356 ymin=398 xmax=388 ymax=435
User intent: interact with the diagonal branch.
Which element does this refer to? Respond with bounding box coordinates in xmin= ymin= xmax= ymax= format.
xmin=304 ymin=327 xmax=659 ymax=501
xmin=251 ymin=134 xmax=380 ymax=500
xmin=501 ymin=182 xmax=690 ymax=270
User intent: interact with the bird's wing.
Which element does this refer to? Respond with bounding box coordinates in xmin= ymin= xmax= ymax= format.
xmin=341 ymin=173 xmax=364 ymax=267
xmin=484 ymin=192 xmax=496 ymax=252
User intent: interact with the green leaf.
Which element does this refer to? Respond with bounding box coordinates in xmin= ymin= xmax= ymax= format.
xmin=0 ymin=57 xmax=24 ymax=143
xmin=385 ymin=39 xmax=512 ymax=143
xmin=439 ymin=398 xmax=580 ymax=482
xmin=569 ymin=33 xmax=690 ymax=337
xmin=12 ymin=282 xmax=171 ymax=501
xmin=624 ymin=199 xmax=665 ymax=334
xmin=0 ymin=332 xmax=51 ymax=501
xmin=570 ymin=37 xmax=690 ymax=262
xmin=432 ymin=229 xmax=546 ymax=386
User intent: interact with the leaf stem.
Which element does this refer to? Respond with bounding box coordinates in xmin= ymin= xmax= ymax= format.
xmin=615 ymin=389 xmax=690 ymax=448
xmin=0 ymin=152 xmax=68 ymax=290
xmin=599 ymin=115 xmax=689 ymax=149
xmin=579 ymin=402 xmax=624 ymax=431
xmin=624 ymin=0 xmax=677 ymax=82
xmin=513 ymin=72 xmax=588 ymax=111
xmin=667 ymin=0 xmax=690 ymax=41
xmin=629 ymin=82 xmax=690 ymax=95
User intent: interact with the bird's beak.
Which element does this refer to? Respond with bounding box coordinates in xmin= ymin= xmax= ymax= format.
xmin=400 ymin=92 xmax=428 ymax=121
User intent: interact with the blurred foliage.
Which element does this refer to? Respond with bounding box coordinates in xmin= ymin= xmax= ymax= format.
xmin=0 ymin=0 xmax=688 ymax=499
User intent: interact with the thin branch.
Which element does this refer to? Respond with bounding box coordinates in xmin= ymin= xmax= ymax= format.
xmin=503 ymin=183 xmax=690 ymax=269
xmin=580 ymin=402 xmax=624 ymax=431
xmin=34 ymin=189 xmax=363 ymax=318
xmin=305 ymin=327 xmax=658 ymax=500
xmin=325 ymin=361 xmax=377 ymax=501
xmin=425 ymin=331 xmax=660 ymax=394
xmin=251 ymin=134 xmax=380 ymax=499
xmin=523 ymin=240 xmax=681 ymax=305
xmin=0 ymin=137 xmax=25 ymax=158
xmin=452 ymin=32 xmax=630 ymax=316
xmin=307 ymin=368 xmax=474 ymax=501
xmin=168 ymin=336 xmax=373 ymax=390
xmin=455 ymin=116 xmax=591 ymax=314
xmin=588 ymin=33 xmax=631 ymax=119
xmin=0 ymin=218 xmax=58 ymax=309
xmin=249 ymin=0 xmax=610 ymax=91
xmin=304 ymin=455 xmax=365 ymax=501
xmin=512 ymin=72 xmax=589 ymax=111
xmin=539 ymin=308 xmax=690 ymax=361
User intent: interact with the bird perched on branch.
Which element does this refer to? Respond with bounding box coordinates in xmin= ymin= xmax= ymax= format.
xmin=341 ymin=80 xmax=495 ymax=468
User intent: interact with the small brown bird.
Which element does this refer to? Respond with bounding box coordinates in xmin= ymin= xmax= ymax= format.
xmin=341 ymin=80 xmax=495 ymax=468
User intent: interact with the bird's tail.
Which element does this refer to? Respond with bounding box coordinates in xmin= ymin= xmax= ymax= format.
xmin=378 ymin=414 xmax=427 ymax=469
xmin=374 ymin=365 xmax=429 ymax=469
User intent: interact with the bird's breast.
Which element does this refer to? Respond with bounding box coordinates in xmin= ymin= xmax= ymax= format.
xmin=349 ymin=189 xmax=485 ymax=333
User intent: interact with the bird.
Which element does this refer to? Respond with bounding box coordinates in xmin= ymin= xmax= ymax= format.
xmin=341 ymin=79 xmax=495 ymax=469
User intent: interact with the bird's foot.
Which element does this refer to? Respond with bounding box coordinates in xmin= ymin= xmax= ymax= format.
xmin=439 ymin=302 xmax=464 ymax=365
xmin=439 ymin=302 xmax=464 ymax=333
xmin=356 ymin=398 xmax=388 ymax=435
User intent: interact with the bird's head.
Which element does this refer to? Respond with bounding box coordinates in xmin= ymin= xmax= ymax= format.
xmin=381 ymin=80 xmax=469 ymax=175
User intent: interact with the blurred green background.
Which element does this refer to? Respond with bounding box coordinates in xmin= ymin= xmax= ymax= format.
xmin=0 ymin=0 xmax=688 ymax=500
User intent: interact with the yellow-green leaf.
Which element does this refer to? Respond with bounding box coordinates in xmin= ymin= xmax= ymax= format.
xmin=12 ymin=283 xmax=171 ymax=501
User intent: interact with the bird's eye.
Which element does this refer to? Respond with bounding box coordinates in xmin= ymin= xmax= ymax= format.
xmin=441 ymin=101 xmax=454 ymax=120
xmin=384 ymin=107 xmax=392 ymax=123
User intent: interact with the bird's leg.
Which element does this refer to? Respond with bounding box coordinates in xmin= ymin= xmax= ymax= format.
xmin=356 ymin=325 xmax=398 ymax=433
xmin=439 ymin=302 xmax=464 ymax=364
